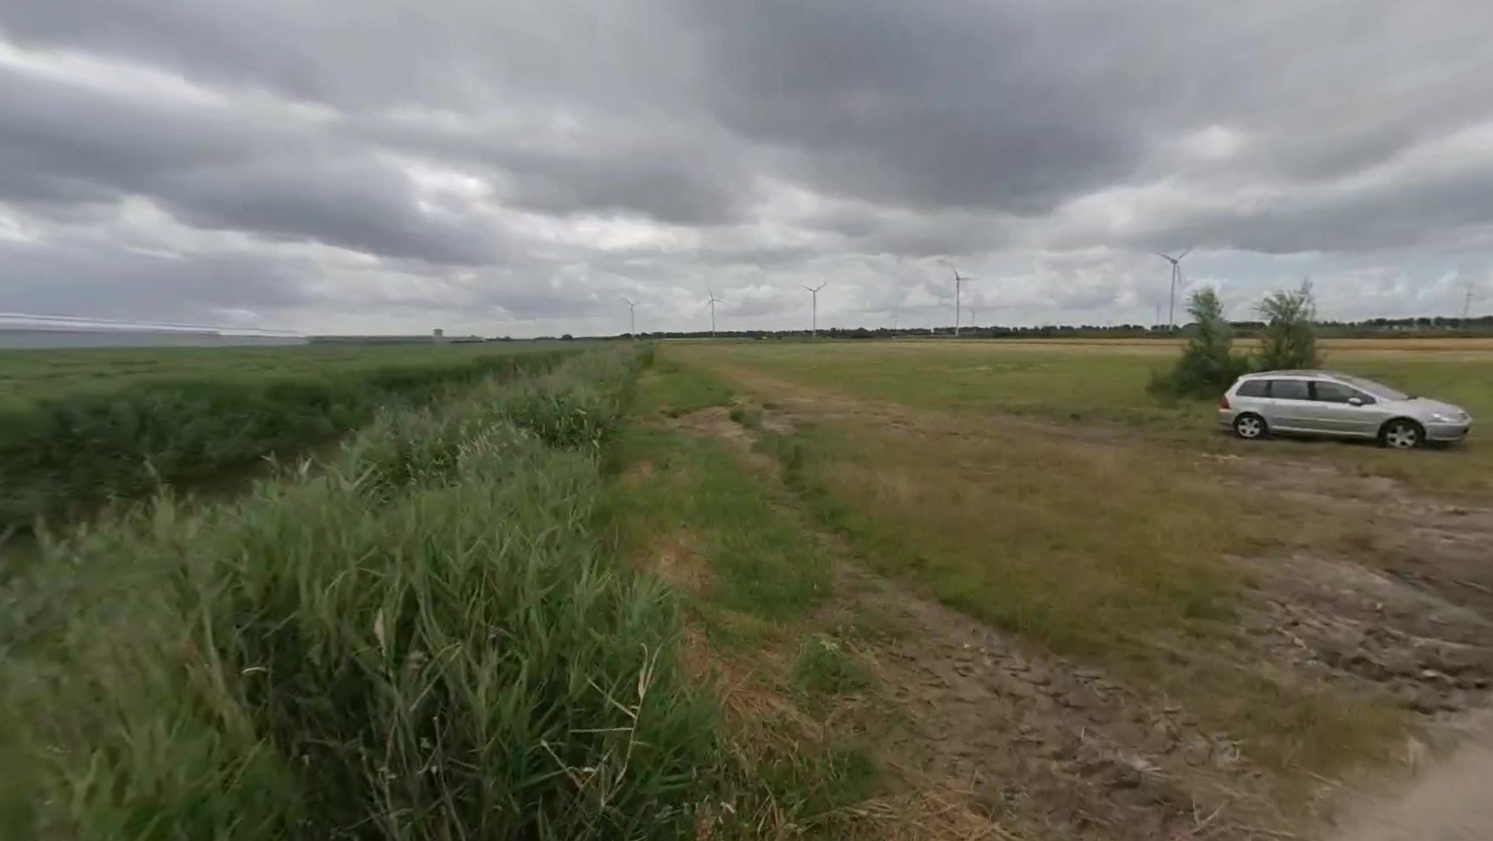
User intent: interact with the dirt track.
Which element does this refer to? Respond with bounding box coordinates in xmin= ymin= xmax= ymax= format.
xmin=1327 ymin=715 xmax=1493 ymax=841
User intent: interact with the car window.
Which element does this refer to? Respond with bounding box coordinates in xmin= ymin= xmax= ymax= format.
xmin=1339 ymin=374 xmax=1409 ymax=401
xmin=1235 ymin=380 xmax=1268 ymax=398
xmin=1269 ymin=379 xmax=1310 ymax=400
xmin=1312 ymin=381 xmax=1368 ymax=404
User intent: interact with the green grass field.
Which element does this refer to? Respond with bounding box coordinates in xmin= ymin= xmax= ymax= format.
xmin=9 ymin=337 xmax=1489 ymax=839
xmin=0 ymin=344 xmax=576 ymax=536
xmin=0 ymin=343 xmax=568 ymax=405
xmin=654 ymin=338 xmax=1493 ymax=798
xmin=1 ymin=347 xmax=916 ymax=841
xmin=686 ymin=338 xmax=1493 ymax=497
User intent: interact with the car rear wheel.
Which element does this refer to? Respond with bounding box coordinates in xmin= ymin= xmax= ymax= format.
xmin=1233 ymin=413 xmax=1267 ymax=440
xmin=1381 ymin=419 xmax=1423 ymax=450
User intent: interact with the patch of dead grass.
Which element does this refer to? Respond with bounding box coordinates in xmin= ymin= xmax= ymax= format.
xmin=644 ymin=528 xmax=715 ymax=595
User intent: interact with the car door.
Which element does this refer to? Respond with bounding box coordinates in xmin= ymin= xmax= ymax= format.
xmin=1308 ymin=380 xmax=1378 ymax=437
xmin=1265 ymin=379 xmax=1313 ymax=432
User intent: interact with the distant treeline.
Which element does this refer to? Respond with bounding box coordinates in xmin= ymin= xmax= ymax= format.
xmin=560 ymin=313 xmax=1493 ymax=342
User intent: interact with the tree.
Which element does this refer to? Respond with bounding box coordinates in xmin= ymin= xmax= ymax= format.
xmin=1150 ymin=287 xmax=1251 ymax=398
xmin=1255 ymin=278 xmax=1319 ymax=370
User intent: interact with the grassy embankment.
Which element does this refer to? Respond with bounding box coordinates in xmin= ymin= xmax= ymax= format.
xmin=677 ymin=342 xmax=1431 ymax=780
xmin=604 ymin=358 xmax=908 ymax=837
xmin=0 ymin=344 xmax=573 ymax=536
xmin=0 ymin=347 xmax=904 ymax=840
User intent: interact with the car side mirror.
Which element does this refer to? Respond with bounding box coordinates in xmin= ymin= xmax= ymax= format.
xmin=1348 ymin=397 xmax=1371 ymax=406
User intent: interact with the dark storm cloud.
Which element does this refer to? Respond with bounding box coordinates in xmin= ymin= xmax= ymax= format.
xmin=680 ymin=0 xmax=1150 ymax=215
xmin=680 ymin=0 xmax=1493 ymax=228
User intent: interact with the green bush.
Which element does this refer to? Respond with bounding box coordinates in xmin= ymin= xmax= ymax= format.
xmin=1150 ymin=287 xmax=1252 ymax=399
xmin=1255 ymin=279 xmax=1321 ymax=371
xmin=0 ymin=350 xmax=571 ymax=534
xmin=0 ymin=354 xmax=719 ymax=841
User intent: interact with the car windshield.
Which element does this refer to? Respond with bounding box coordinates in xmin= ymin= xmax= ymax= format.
xmin=1338 ymin=375 xmax=1410 ymax=401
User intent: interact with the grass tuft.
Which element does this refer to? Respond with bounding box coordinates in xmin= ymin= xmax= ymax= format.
xmin=792 ymin=635 xmax=875 ymax=699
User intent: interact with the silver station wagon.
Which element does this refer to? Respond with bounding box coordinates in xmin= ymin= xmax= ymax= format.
xmin=1218 ymin=370 xmax=1472 ymax=449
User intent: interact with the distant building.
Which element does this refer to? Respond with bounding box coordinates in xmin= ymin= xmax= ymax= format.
xmin=0 ymin=313 xmax=306 ymax=349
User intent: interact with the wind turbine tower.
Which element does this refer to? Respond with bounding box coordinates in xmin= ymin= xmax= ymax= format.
xmin=621 ymin=298 xmax=637 ymax=338
xmin=705 ymin=289 xmax=725 ymax=339
xmin=940 ymin=261 xmax=974 ymax=336
xmin=803 ymin=282 xmax=827 ymax=338
xmin=1156 ymin=248 xmax=1192 ymax=329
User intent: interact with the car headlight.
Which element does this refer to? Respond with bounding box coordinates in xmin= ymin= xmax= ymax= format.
xmin=1429 ymin=412 xmax=1461 ymax=423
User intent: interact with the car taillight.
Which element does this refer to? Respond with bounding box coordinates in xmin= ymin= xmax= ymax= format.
xmin=1219 ymin=394 xmax=1231 ymax=409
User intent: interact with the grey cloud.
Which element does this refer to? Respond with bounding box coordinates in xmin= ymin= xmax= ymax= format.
xmin=684 ymin=0 xmax=1148 ymax=215
xmin=0 ymin=63 xmax=500 ymax=264
xmin=0 ymin=236 xmax=314 ymax=323
xmin=1145 ymin=166 xmax=1493 ymax=256
xmin=0 ymin=0 xmax=699 ymax=111
xmin=155 ymin=157 xmax=500 ymax=265
xmin=349 ymin=113 xmax=755 ymax=226
xmin=1 ymin=0 xmax=1491 ymax=334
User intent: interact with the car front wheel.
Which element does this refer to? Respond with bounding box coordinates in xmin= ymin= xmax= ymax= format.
xmin=1233 ymin=413 xmax=1267 ymax=440
xmin=1381 ymin=419 xmax=1423 ymax=450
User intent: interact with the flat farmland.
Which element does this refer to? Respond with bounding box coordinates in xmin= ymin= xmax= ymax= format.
xmin=620 ymin=338 xmax=1493 ymax=839
xmin=0 ymin=343 xmax=574 ymax=534
xmin=685 ymin=338 xmax=1493 ymax=497
xmin=0 ymin=342 xmax=566 ymax=405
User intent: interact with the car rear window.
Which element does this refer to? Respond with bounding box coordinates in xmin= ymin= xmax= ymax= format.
xmin=1269 ymin=380 xmax=1310 ymax=400
xmin=1235 ymin=380 xmax=1268 ymax=398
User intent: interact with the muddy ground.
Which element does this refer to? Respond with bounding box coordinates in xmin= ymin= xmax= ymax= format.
xmin=661 ymin=366 xmax=1493 ymax=840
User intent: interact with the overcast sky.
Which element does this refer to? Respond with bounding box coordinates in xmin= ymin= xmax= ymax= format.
xmin=1 ymin=0 xmax=1491 ymax=336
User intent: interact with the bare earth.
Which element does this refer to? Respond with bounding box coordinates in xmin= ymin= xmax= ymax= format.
xmin=670 ymin=361 xmax=1493 ymax=840
xmin=1327 ymin=714 xmax=1493 ymax=841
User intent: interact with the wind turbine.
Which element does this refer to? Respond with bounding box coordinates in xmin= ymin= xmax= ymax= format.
xmin=1464 ymin=279 xmax=1475 ymax=331
xmin=1156 ymin=248 xmax=1192 ymax=329
xmin=939 ymin=260 xmax=974 ymax=336
xmin=803 ymin=282 xmax=827 ymax=338
xmin=704 ymin=288 xmax=725 ymax=339
xmin=621 ymin=298 xmax=637 ymax=338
